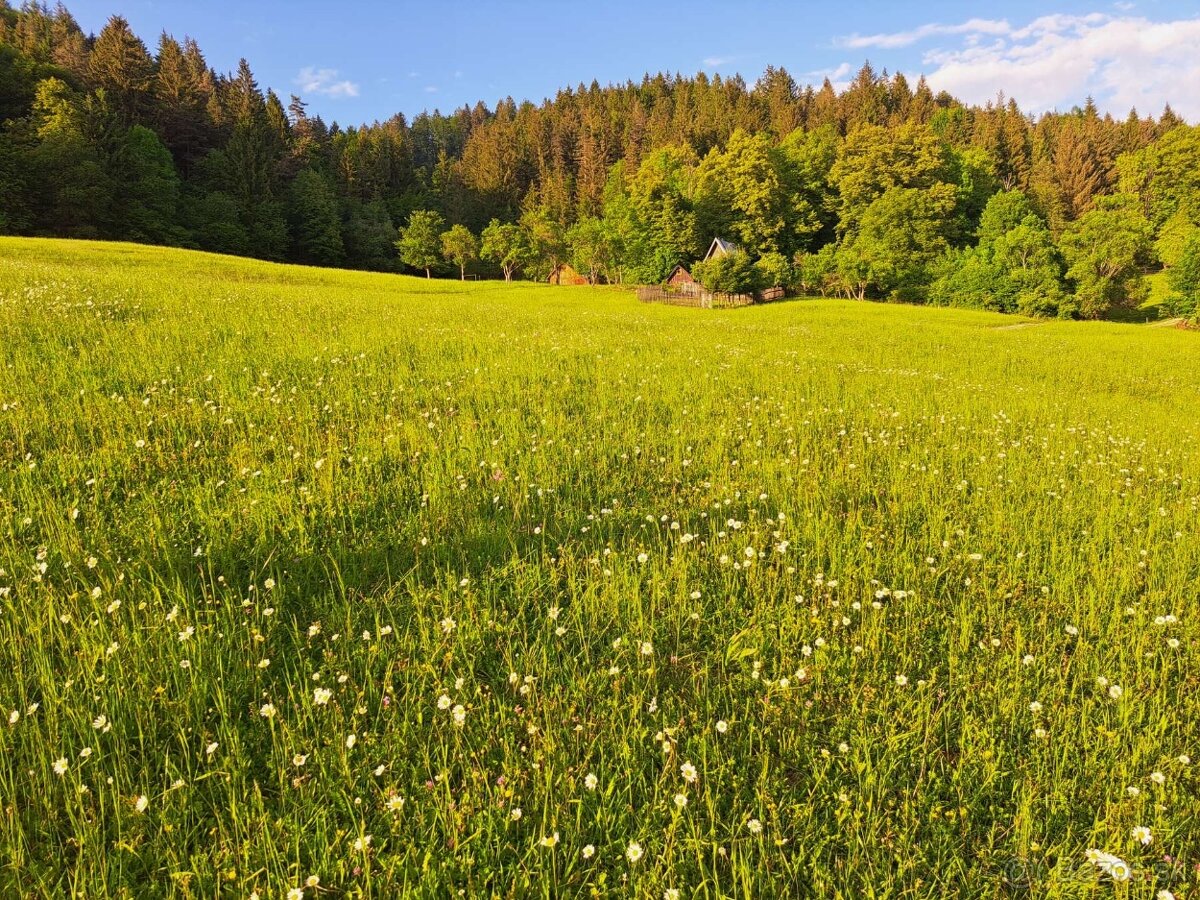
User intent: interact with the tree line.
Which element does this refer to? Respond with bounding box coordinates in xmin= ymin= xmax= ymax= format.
xmin=2 ymin=2 xmax=1199 ymax=319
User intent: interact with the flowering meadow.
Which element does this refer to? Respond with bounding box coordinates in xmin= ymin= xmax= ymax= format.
xmin=1 ymin=237 xmax=1199 ymax=898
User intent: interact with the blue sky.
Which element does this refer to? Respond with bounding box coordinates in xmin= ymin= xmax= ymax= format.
xmin=64 ymin=0 xmax=1200 ymax=124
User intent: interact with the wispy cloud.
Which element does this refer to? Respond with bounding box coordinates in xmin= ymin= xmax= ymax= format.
xmin=838 ymin=18 xmax=1011 ymax=49
xmin=801 ymin=62 xmax=854 ymax=89
xmin=702 ymin=55 xmax=734 ymax=68
xmin=834 ymin=12 xmax=1200 ymax=119
xmin=294 ymin=67 xmax=360 ymax=99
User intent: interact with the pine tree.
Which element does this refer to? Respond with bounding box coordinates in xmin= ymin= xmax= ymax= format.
xmin=88 ymin=16 xmax=153 ymax=126
xmin=887 ymin=73 xmax=913 ymax=125
xmin=154 ymin=34 xmax=215 ymax=172
xmin=49 ymin=4 xmax=89 ymax=82
xmin=1052 ymin=122 xmax=1104 ymax=222
xmin=756 ymin=66 xmax=801 ymax=137
xmin=287 ymin=168 xmax=344 ymax=265
xmin=841 ymin=63 xmax=887 ymax=131
xmin=1158 ymin=104 xmax=1184 ymax=135
xmin=809 ymin=79 xmax=840 ymax=131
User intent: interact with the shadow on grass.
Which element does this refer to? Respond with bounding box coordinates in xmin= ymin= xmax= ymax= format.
xmin=1106 ymin=303 xmax=1165 ymax=324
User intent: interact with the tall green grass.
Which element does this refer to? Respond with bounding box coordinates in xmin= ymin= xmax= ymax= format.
xmin=1 ymin=238 xmax=1198 ymax=898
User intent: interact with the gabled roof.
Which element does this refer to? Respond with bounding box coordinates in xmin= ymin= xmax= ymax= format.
xmin=703 ymin=237 xmax=739 ymax=261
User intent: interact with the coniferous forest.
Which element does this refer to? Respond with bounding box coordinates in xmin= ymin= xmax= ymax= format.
xmin=3 ymin=2 xmax=1200 ymax=319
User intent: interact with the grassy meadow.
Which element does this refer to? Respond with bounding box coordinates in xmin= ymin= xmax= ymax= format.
xmin=1 ymin=237 xmax=1199 ymax=898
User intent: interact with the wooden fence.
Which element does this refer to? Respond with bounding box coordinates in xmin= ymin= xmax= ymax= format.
xmin=636 ymin=285 xmax=786 ymax=309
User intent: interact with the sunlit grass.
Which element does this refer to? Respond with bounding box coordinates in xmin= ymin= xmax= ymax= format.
xmin=1 ymin=238 xmax=1198 ymax=898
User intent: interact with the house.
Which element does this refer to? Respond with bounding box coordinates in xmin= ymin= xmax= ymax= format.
xmin=703 ymin=237 xmax=739 ymax=263
xmin=666 ymin=264 xmax=700 ymax=294
xmin=548 ymin=263 xmax=590 ymax=285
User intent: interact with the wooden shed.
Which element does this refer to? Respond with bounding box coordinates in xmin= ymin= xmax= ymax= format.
xmin=667 ymin=264 xmax=696 ymax=289
xmin=703 ymin=236 xmax=739 ymax=262
xmin=548 ymin=263 xmax=590 ymax=285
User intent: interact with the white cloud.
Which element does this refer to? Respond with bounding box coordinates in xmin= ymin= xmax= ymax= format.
xmin=294 ymin=67 xmax=360 ymax=99
xmin=839 ymin=18 xmax=1011 ymax=49
xmin=836 ymin=12 xmax=1200 ymax=119
xmin=703 ymin=55 xmax=734 ymax=68
xmin=801 ymin=62 xmax=854 ymax=91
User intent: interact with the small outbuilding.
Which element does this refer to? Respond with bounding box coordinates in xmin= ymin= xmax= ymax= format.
xmin=703 ymin=236 xmax=739 ymax=262
xmin=548 ymin=263 xmax=590 ymax=285
xmin=666 ymin=264 xmax=700 ymax=294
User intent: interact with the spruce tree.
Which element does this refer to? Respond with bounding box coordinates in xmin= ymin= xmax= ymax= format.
xmin=287 ymin=168 xmax=344 ymax=265
xmin=88 ymin=16 xmax=153 ymax=126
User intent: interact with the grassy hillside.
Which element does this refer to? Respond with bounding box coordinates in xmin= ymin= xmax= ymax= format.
xmin=1 ymin=238 xmax=1198 ymax=898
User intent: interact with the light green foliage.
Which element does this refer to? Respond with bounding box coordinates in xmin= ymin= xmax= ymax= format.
xmin=793 ymin=244 xmax=838 ymax=296
xmin=691 ymin=249 xmax=764 ymax=295
xmin=518 ymin=204 xmax=567 ymax=279
xmin=693 ymin=128 xmax=819 ymax=258
xmin=1154 ymin=207 xmax=1199 ymax=269
xmin=829 ymin=122 xmax=952 ymax=235
xmin=990 ymin=220 xmax=1067 ymax=316
xmin=27 ymin=77 xmax=113 ymax=236
xmin=946 ymin=145 xmax=997 ymax=242
xmin=395 ymin=208 xmax=445 ymax=277
xmin=480 ymin=218 xmax=531 ymax=282
xmin=596 ymin=164 xmax=642 ymax=284
xmin=1165 ymin=233 xmax=1200 ymax=319
xmin=1059 ymin=198 xmax=1153 ymax=318
xmin=1117 ymin=125 xmax=1200 ymax=229
xmin=753 ymin=250 xmax=793 ymax=289
xmin=930 ymin=191 xmax=1067 ymax=316
xmin=440 ymin=223 xmax=478 ymax=280
xmin=976 ymin=188 xmax=1039 ymax=246
xmin=777 ymin=125 xmax=840 ymax=245
xmin=624 ymin=146 xmax=701 ymax=282
xmin=2 ymin=239 xmax=1199 ymax=897
xmin=565 ymin=216 xmax=613 ymax=284
xmin=840 ymin=184 xmax=958 ymax=300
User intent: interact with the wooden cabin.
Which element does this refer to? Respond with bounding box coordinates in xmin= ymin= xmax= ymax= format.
xmin=703 ymin=236 xmax=739 ymax=262
xmin=666 ymin=264 xmax=700 ymax=294
xmin=548 ymin=263 xmax=590 ymax=285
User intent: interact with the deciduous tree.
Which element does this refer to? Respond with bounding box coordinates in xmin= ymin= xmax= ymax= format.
xmin=396 ymin=208 xmax=445 ymax=277
xmin=441 ymin=223 xmax=478 ymax=280
xmin=481 ymin=219 xmax=531 ymax=283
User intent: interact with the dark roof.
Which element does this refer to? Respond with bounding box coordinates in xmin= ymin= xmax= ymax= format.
xmin=704 ymin=237 xmax=739 ymax=261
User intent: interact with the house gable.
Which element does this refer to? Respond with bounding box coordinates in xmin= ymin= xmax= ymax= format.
xmin=703 ymin=237 xmax=738 ymax=262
